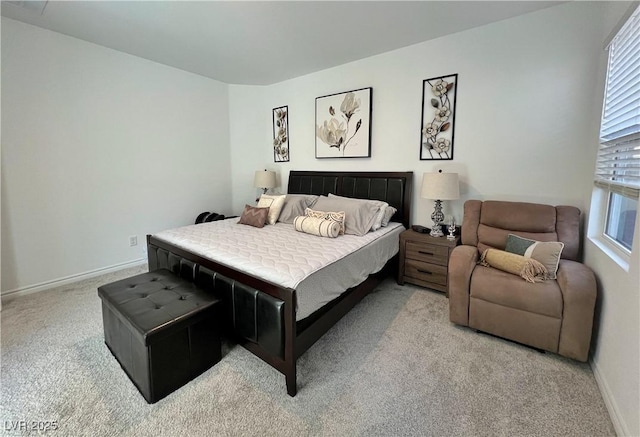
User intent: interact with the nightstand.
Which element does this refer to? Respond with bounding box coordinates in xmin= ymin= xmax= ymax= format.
xmin=398 ymin=229 xmax=460 ymax=295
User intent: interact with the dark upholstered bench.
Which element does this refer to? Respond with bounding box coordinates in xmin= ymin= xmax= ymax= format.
xmin=98 ymin=269 xmax=221 ymax=403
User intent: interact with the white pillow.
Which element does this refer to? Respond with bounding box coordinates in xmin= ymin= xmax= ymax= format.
xmin=381 ymin=206 xmax=397 ymax=227
xmin=257 ymin=194 xmax=286 ymax=225
xmin=372 ymin=206 xmax=387 ymax=231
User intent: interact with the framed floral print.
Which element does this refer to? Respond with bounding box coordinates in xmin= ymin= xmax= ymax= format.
xmin=272 ymin=105 xmax=289 ymax=162
xmin=315 ymin=87 xmax=372 ymax=158
xmin=420 ymin=74 xmax=457 ymax=160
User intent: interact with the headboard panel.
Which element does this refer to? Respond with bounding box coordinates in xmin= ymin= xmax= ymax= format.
xmin=287 ymin=174 xmax=338 ymax=196
xmin=287 ymin=171 xmax=413 ymax=229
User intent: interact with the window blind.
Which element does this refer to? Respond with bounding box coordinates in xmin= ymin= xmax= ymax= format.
xmin=596 ymin=5 xmax=640 ymax=199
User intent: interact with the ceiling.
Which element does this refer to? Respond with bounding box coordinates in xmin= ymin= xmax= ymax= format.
xmin=1 ymin=1 xmax=565 ymax=85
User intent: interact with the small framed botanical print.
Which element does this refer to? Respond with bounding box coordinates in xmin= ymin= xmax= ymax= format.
xmin=273 ymin=106 xmax=289 ymax=162
xmin=420 ymin=74 xmax=457 ymax=160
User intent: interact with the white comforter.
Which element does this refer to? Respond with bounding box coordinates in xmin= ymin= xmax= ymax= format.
xmin=153 ymin=218 xmax=402 ymax=290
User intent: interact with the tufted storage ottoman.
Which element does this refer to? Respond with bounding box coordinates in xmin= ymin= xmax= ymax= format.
xmin=98 ymin=269 xmax=221 ymax=403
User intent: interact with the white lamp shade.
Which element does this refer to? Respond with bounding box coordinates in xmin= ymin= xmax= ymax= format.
xmin=421 ymin=172 xmax=460 ymax=200
xmin=254 ymin=170 xmax=276 ymax=189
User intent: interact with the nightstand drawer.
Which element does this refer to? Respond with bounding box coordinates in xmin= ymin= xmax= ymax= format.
xmin=405 ymin=259 xmax=447 ymax=286
xmin=406 ymin=242 xmax=449 ymax=266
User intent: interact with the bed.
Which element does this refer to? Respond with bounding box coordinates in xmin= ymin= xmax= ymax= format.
xmin=146 ymin=170 xmax=413 ymax=396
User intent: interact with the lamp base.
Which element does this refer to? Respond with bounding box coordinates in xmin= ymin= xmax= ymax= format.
xmin=430 ymin=225 xmax=444 ymax=237
xmin=430 ymin=199 xmax=445 ymax=237
xmin=256 ymin=187 xmax=269 ymax=203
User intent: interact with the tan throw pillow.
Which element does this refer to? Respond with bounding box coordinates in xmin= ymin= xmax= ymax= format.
xmin=237 ymin=204 xmax=269 ymax=228
xmin=293 ymin=215 xmax=340 ymax=238
xmin=257 ymin=194 xmax=286 ymax=225
xmin=480 ymin=248 xmax=548 ymax=283
xmin=505 ymin=234 xmax=564 ymax=279
xmin=305 ymin=208 xmax=345 ymax=235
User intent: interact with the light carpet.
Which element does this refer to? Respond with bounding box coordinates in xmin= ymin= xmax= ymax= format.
xmin=1 ymin=266 xmax=614 ymax=436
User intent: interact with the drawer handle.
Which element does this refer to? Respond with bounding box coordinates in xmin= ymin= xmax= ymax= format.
xmin=418 ymin=251 xmax=434 ymax=256
xmin=417 ymin=269 xmax=433 ymax=275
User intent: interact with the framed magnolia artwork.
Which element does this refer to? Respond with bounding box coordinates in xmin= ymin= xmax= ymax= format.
xmin=420 ymin=74 xmax=458 ymax=160
xmin=315 ymin=87 xmax=372 ymax=158
xmin=272 ymin=105 xmax=289 ymax=162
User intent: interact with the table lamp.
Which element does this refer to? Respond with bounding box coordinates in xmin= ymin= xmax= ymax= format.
xmin=254 ymin=170 xmax=276 ymax=198
xmin=421 ymin=170 xmax=460 ymax=237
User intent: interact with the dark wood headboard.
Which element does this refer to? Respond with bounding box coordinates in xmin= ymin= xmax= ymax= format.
xmin=287 ymin=171 xmax=413 ymax=229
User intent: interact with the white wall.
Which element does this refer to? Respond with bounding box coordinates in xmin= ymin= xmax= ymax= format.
xmin=1 ymin=16 xmax=3 ymax=310
xmin=1 ymin=18 xmax=232 ymax=294
xmin=584 ymin=3 xmax=640 ymax=436
xmin=229 ymin=85 xmax=272 ymax=209
xmin=229 ymin=2 xmax=639 ymax=435
xmin=586 ymin=192 xmax=640 ymax=436
xmin=230 ymin=2 xmax=604 ymax=225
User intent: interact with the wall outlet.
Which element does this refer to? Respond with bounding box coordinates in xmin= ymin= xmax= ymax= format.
xmin=129 ymin=235 xmax=138 ymax=247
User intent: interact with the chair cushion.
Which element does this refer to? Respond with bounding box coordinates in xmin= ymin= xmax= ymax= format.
xmin=470 ymin=265 xmax=563 ymax=318
xmin=480 ymin=201 xmax=557 ymax=232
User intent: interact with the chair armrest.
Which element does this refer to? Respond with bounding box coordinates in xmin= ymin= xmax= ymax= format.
xmin=556 ymin=260 xmax=597 ymax=362
xmin=448 ymin=245 xmax=478 ymax=326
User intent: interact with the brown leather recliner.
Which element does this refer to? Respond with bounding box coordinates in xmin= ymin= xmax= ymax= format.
xmin=448 ymin=200 xmax=597 ymax=362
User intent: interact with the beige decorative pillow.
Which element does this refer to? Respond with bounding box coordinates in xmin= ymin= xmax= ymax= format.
xmin=293 ymin=215 xmax=340 ymax=238
xmin=257 ymin=194 xmax=286 ymax=225
xmin=480 ymin=248 xmax=548 ymax=283
xmin=305 ymin=207 xmax=345 ymax=235
xmin=237 ymin=204 xmax=269 ymax=228
xmin=505 ymin=234 xmax=564 ymax=279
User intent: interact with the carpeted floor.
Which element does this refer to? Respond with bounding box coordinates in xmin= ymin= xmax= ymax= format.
xmin=1 ymin=266 xmax=614 ymax=436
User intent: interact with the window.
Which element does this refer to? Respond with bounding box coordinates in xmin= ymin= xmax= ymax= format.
xmin=604 ymin=193 xmax=636 ymax=251
xmin=595 ymin=5 xmax=640 ymax=253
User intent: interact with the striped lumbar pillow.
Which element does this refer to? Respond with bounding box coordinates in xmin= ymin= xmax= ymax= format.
xmin=480 ymin=248 xmax=548 ymax=283
xmin=293 ymin=215 xmax=340 ymax=238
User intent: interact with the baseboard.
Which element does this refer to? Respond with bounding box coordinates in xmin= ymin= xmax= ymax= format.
xmin=590 ymin=357 xmax=629 ymax=436
xmin=1 ymin=258 xmax=147 ymax=302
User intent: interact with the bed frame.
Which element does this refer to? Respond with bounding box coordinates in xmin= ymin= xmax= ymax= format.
xmin=146 ymin=171 xmax=413 ymax=396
